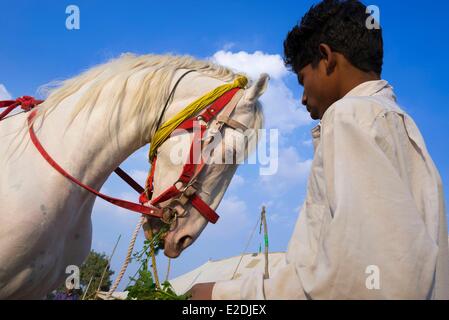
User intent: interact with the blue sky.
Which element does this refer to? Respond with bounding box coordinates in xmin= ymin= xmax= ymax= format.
xmin=1 ymin=0 xmax=449 ymax=291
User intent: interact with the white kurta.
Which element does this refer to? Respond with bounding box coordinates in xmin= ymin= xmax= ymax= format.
xmin=212 ymin=80 xmax=449 ymax=300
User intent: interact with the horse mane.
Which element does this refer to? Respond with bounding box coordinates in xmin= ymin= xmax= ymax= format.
xmin=33 ymin=53 xmax=263 ymax=142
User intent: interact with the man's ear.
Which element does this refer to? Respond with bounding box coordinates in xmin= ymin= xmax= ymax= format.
xmin=246 ymin=73 xmax=270 ymax=102
xmin=319 ymin=43 xmax=337 ymax=75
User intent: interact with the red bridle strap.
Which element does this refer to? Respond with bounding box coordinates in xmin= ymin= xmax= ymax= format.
xmin=27 ymin=110 xmax=163 ymax=219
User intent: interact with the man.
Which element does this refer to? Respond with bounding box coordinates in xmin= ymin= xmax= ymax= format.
xmin=189 ymin=0 xmax=449 ymax=299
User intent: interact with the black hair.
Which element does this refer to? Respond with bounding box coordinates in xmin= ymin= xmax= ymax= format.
xmin=284 ymin=0 xmax=383 ymax=75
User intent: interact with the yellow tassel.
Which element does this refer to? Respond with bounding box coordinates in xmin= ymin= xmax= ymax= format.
xmin=149 ymin=75 xmax=248 ymax=161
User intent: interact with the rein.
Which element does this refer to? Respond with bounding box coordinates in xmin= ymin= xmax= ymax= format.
xmin=0 ymin=96 xmax=43 ymax=121
xmin=0 ymin=71 xmax=248 ymax=226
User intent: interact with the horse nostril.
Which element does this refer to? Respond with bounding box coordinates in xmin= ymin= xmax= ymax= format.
xmin=177 ymin=235 xmax=193 ymax=250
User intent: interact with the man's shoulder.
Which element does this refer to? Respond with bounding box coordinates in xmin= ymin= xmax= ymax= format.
xmin=322 ymin=94 xmax=405 ymax=129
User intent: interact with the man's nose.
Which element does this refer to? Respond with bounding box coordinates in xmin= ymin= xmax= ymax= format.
xmin=302 ymin=92 xmax=308 ymax=106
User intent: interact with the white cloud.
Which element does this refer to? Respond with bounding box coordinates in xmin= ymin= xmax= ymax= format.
xmin=228 ymin=173 xmax=245 ymax=190
xmin=211 ymin=50 xmax=311 ymax=134
xmin=259 ymin=80 xmax=311 ymax=133
xmin=260 ymin=146 xmax=312 ymax=194
xmin=222 ymin=42 xmax=236 ymax=51
xmin=0 ymin=84 xmax=12 ymax=100
xmin=212 ymin=50 xmax=288 ymax=80
xmin=302 ymin=139 xmax=313 ymax=147
xmin=204 ymin=195 xmax=251 ymax=238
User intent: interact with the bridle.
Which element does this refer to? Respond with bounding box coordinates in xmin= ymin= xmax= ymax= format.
xmin=140 ymin=83 xmax=247 ymax=227
xmin=0 ymin=70 xmax=248 ymax=228
xmin=138 ymin=70 xmax=248 ymax=227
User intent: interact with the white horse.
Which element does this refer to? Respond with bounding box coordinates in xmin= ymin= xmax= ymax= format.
xmin=0 ymin=54 xmax=267 ymax=299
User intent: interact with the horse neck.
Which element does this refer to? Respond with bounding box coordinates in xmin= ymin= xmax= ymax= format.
xmin=36 ymin=86 xmax=155 ymax=191
xmin=36 ymin=70 xmax=226 ymax=192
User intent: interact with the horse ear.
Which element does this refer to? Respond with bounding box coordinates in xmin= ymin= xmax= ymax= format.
xmin=246 ymin=73 xmax=270 ymax=101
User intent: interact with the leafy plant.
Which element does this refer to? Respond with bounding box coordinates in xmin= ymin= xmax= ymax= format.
xmin=125 ymin=228 xmax=190 ymax=300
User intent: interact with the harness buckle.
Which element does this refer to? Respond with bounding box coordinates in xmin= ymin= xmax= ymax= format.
xmin=174 ymin=180 xmax=187 ymax=192
xmin=161 ymin=206 xmax=177 ymax=225
xmin=162 ymin=185 xmax=198 ymax=224
xmin=183 ymin=185 xmax=197 ymax=197
xmin=171 ymin=185 xmax=197 ymax=207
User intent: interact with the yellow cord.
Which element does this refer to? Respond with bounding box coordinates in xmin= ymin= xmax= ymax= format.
xmin=149 ymin=75 xmax=248 ymax=161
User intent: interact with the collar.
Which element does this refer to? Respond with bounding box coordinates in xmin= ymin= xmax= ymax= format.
xmin=309 ymin=80 xmax=396 ymax=148
xmin=343 ymin=79 xmax=396 ymax=101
